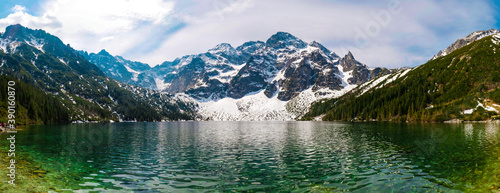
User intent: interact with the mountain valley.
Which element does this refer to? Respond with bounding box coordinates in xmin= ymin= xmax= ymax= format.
xmin=1 ymin=24 xmax=499 ymax=123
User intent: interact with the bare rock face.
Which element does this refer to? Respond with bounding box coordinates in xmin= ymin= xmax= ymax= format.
xmin=339 ymin=51 xmax=390 ymax=85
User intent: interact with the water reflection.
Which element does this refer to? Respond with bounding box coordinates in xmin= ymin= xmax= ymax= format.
xmin=7 ymin=122 xmax=500 ymax=192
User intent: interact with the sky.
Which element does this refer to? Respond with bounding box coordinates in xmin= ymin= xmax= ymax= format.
xmin=0 ymin=0 xmax=499 ymax=68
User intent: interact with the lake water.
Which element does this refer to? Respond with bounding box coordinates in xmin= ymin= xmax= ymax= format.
xmin=1 ymin=122 xmax=500 ymax=192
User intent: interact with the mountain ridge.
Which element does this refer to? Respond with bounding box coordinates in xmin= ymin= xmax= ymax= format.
xmin=431 ymin=29 xmax=500 ymax=60
xmin=303 ymin=30 xmax=500 ymax=122
xmin=83 ymin=31 xmax=393 ymax=120
xmin=0 ymin=24 xmax=196 ymax=123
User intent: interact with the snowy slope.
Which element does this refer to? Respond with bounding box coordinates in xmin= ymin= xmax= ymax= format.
xmin=198 ymin=90 xmax=293 ymax=121
xmin=355 ymin=68 xmax=413 ymax=96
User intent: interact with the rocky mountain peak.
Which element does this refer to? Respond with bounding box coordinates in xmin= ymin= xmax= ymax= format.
xmin=340 ymin=51 xmax=363 ymax=72
xmin=2 ymin=24 xmax=49 ymax=42
xmin=98 ymin=49 xmax=113 ymax=57
xmin=309 ymin=41 xmax=331 ymax=55
xmin=236 ymin=41 xmax=265 ymax=54
xmin=2 ymin=24 xmax=26 ymax=40
xmin=432 ymin=28 xmax=500 ymax=60
xmin=345 ymin=51 xmax=355 ymax=60
xmin=266 ymin=32 xmax=307 ymax=49
xmin=463 ymin=29 xmax=500 ymax=41
xmin=208 ymin=43 xmax=237 ymax=55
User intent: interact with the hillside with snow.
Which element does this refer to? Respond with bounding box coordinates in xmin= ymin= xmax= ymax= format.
xmin=303 ymin=29 xmax=500 ymax=122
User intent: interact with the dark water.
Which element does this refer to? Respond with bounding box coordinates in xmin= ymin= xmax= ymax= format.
xmin=1 ymin=122 xmax=500 ymax=192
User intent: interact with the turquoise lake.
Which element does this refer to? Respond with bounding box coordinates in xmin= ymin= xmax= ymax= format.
xmin=1 ymin=122 xmax=500 ymax=192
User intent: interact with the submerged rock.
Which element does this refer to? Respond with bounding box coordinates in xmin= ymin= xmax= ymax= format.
xmin=33 ymin=170 xmax=48 ymax=174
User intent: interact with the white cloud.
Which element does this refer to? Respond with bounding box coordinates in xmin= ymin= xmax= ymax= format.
xmin=11 ymin=5 xmax=27 ymax=13
xmin=0 ymin=0 xmax=175 ymax=64
xmin=0 ymin=5 xmax=62 ymax=30
xmin=140 ymin=0 xmax=496 ymax=67
xmin=0 ymin=0 xmax=496 ymax=68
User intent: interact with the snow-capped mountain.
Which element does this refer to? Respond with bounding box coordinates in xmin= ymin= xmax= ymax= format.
xmin=79 ymin=49 xmax=158 ymax=90
xmin=431 ymin=29 xmax=500 ymax=60
xmin=0 ymin=24 xmax=196 ymax=122
xmin=84 ymin=32 xmax=391 ymax=121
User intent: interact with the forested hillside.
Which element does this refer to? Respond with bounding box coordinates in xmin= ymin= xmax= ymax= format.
xmin=0 ymin=75 xmax=69 ymax=124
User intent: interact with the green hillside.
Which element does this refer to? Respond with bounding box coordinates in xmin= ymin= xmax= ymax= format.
xmin=0 ymin=75 xmax=70 ymax=124
xmin=303 ymin=35 xmax=500 ymax=122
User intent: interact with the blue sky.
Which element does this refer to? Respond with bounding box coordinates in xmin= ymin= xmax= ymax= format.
xmin=0 ymin=0 xmax=499 ymax=68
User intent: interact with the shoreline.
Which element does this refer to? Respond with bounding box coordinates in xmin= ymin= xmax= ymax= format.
xmin=1 ymin=119 xmax=499 ymax=128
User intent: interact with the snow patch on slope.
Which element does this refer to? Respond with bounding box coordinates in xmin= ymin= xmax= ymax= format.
xmin=0 ymin=39 xmax=9 ymax=52
xmin=58 ymin=57 xmax=68 ymax=65
xmin=198 ymin=90 xmax=293 ymax=121
xmin=381 ymin=68 xmax=412 ymax=87
xmin=155 ymin=77 xmax=170 ymax=91
xmin=0 ymin=37 xmax=45 ymax=53
xmin=27 ymin=38 xmax=45 ymax=52
xmin=124 ymin=65 xmax=140 ymax=81
xmin=207 ymin=63 xmax=244 ymax=84
xmin=461 ymin=100 xmax=499 ymax=114
xmin=357 ymin=68 xmax=412 ymax=96
xmin=286 ymin=86 xmax=357 ymax=117
xmin=357 ymin=73 xmax=391 ymax=95
xmin=492 ymin=34 xmax=500 ymax=45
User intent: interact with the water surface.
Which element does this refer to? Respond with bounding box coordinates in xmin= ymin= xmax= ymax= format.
xmin=1 ymin=122 xmax=499 ymax=192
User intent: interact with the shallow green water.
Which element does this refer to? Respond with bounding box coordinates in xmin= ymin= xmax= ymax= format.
xmin=1 ymin=122 xmax=500 ymax=192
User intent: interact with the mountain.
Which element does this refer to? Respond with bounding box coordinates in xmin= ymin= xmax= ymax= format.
xmin=303 ymin=30 xmax=500 ymax=122
xmin=78 ymin=49 xmax=159 ymax=90
xmin=84 ymin=32 xmax=391 ymax=121
xmin=0 ymin=24 xmax=196 ymax=123
xmin=431 ymin=29 xmax=500 ymax=60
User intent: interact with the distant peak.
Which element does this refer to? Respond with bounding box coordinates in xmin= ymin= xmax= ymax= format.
xmin=309 ymin=40 xmax=320 ymax=45
xmin=267 ymin=32 xmax=299 ymax=42
xmin=6 ymin=24 xmax=24 ymax=30
xmin=2 ymin=24 xmax=54 ymax=45
xmin=273 ymin=31 xmax=296 ymax=38
xmin=6 ymin=24 xmax=25 ymax=30
xmin=345 ymin=51 xmax=355 ymax=60
xmin=266 ymin=32 xmax=306 ymax=49
xmin=464 ymin=29 xmax=500 ymax=40
xmin=238 ymin=41 xmax=265 ymax=47
xmin=236 ymin=41 xmax=265 ymax=54
xmin=309 ymin=41 xmax=331 ymax=54
xmin=208 ymin=43 xmax=237 ymax=55
xmin=98 ymin=49 xmax=112 ymax=57
xmin=431 ymin=28 xmax=500 ymax=60
xmin=3 ymin=24 xmax=29 ymax=40
xmin=210 ymin=43 xmax=233 ymax=50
